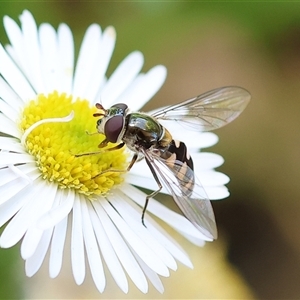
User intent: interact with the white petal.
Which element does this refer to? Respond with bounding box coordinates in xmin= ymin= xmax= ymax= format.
xmin=49 ymin=214 xmax=68 ymax=278
xmin=134 ymin=253 xmax=164 ymax=293
xmin=0 ymin=152 xmax=35 ymax=165
xmin=6 ymin=11 xmax=41 ymax=92
xmin=39 ymin=23 xmax=60 ymax=93
xmin=0 ymin=178 xmax=47 ymax=248
xmin=93 ymin=200 xmax=148 ymax=293
xmin=71 ymin=195 xmax=85 ymax=285
xmin=7 ymin=164 xmax=32 ymax=183
xmin=118 ymin=65 xmax=167 ymax=111
xmin=178 ymin=232 xmax=206 ymax=247
xmin=198 ymin=171 xmax=230 ymax=186
xmin=0 ymin=98 xmax=20 ymax=122
xmin=81 ymin=199 xmax=105 ymax=293
xmin=110 ymin=192 xmax=177 ymax=271
xmin=72 ymin=24 xmax=102 ymax=98
xmin=5 ymin=44 xmax=21 ymax=67
xmin=158 ymin=121 xmax=219 ymax=150
xmin=119 ymin=189 xmax=193 ymax=268
xmin=21 ymin=182 xmax=58 ymax=259
xmin=122 ymin=184 xmax=211 ymax=242
xmin=129 ymin=151 xmax=225 ymax=179
xmin=158 ymin=121 xmax=200 ymax=147
xmin=147 ymin=221 xmax=193 ymax=268
xmin=57 ymin=24 xmax=74 ymax=94
xmin=0 ymin=163 xmax=36 ymax=187
xmin=100 ymin=51 xmax=144 ymax=107
xmin=196 ymin=132 xmax=219 ymax=149
xmin=25 ymin=228 xmax=53 ymax=277
xmin=3 ymin=15 xmax=27 ymax=73
xmin=88 ymin=202 xmax=128 ymax=293
xmin=205 ymin=186 xmax=229 ymax=200
xmin=0 ymin=43 xmax=36 ymax=100
xmin=47 ymin=188 xmax=68 ymax=278
xmin=37 ymin=188 xmax=75 ymax=230
xmin=0 ymin=76 xmax=24 ymax=110
xmin=0 ymin=137 xmax=25 ymax=153
xmin=85 ymin=26 xmax=116 ymax=103
xmin=0 ymin=113 xmax=22 ymax=138
xmin=129 ymin=153 xmax=226 ymax=183
xmin=22 ymin=226 xmax=45 ymax=260
xmin=126 ymin=173 xmax=168 ymax=194
xmin=0 ymin=176 xmax=39 ymax=228
xmin=100 ymin=199 xmax=169 ymax=277
xmin=19 ymin=10 xmax=44 ymax=92
xmin=0 ymin=168 xmax=40 ymax=206
xmin=192 ymin=152 xmax=224 ymax=170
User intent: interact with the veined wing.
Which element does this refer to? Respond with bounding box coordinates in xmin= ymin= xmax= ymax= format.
xmin=142 ymin=148 xmax=217 ymax=240
xmin=151 ymin=86 xmax=250 ymax=131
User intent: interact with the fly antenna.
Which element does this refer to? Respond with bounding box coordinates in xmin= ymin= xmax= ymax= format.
xmin=93 ymin=103 xmax=106 ymax=117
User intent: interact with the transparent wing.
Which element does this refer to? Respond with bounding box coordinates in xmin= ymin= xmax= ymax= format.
xmin=151 ymin=86 xmax=250 ymax=131
xmin=142 ymin=148 xmax=217 ymax=240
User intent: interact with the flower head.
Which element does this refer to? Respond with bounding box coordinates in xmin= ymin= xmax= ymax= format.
xmin=0 ymin=10 xmax=230 ymax=294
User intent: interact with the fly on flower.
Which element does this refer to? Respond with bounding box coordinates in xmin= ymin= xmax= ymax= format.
xmin=0 ymin=9 xmax=250 ymax=294
xmin=77 ymin=86 xmax=250 ymax=240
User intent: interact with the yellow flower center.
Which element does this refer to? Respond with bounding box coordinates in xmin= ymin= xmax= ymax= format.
xmin=19 ymin=91 xmax=128 ymax=196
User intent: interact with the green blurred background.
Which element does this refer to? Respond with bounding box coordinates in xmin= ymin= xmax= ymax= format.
xmin=1 ymin=1 xmax=300 ymax=299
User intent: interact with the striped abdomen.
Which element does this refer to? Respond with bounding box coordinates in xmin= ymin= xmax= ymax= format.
xmin=162 ymin=139 xmax=195 ymax=196
xmin=167 ymin=140 xmax=193 ymax=170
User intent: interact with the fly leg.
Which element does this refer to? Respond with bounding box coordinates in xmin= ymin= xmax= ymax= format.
xmin=75 ymin=142 xmax=125 ymax=157
xmin=85 ymin=130 xmax=99 ymax=136
xmin=142 ymin=157 xmax=162 ymax=227
xmin=92 ymin=152 xmax=138 ymax=179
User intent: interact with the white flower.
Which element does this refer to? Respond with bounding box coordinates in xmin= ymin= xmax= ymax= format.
xmin=0 ymin=10 xmax=230 ymax=294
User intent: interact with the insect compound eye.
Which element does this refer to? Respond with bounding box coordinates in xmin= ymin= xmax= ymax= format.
xmin=104 ymin=115 xmax=124 ymax=143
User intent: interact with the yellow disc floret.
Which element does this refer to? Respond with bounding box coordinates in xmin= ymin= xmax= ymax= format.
xmin=20 ymin=91 xmax=128 ymax=196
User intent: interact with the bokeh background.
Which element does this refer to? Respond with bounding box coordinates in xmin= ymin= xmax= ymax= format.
xmin=1 ymin=1 xmax=300 ymax=299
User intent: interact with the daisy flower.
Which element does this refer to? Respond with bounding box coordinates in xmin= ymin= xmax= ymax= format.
xmin=0 ymin=10 xmax=230 ymax=294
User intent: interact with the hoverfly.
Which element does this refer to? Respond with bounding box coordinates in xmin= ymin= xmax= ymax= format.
xmin=78 ymin=86 xmax=250 ymax=240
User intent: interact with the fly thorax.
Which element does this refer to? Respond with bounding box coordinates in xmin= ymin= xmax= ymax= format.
xmin=125 ymin=113 xmax=165 ymax=149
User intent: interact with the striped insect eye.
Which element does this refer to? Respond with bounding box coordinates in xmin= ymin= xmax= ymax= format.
xmin=104 ymin=115 xmax=125 ymax=143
